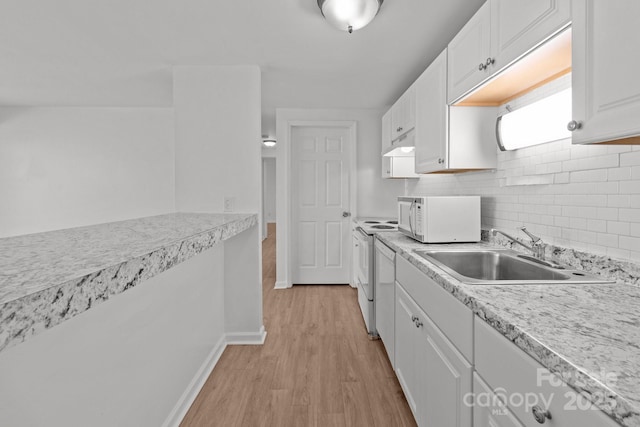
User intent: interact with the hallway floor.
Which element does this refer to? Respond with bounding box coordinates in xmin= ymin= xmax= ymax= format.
xmin=180 ymin=223 xmax=416 ymax=426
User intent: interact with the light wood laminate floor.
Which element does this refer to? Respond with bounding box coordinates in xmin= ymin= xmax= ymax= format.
xmin=181 ymin=224 xmax=416 ymax=427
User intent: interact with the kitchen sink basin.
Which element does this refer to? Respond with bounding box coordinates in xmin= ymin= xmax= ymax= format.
xmin=413 ymin=249 xmax=615 ymax=285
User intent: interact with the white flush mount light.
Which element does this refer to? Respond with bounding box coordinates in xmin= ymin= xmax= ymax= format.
xmin=496 ymin=88 xmax=572 ymax=151
xmin=262 ymin=138 xmax=276 ymax=148
xmin=317 ymin=0 xmax=384 ymax=33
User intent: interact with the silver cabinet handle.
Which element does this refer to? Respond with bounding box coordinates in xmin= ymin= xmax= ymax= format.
xmin=532 ymin=405 xmax=552 ymax=424
xmin=342 ymin=211 xmax=351 ymax=218
xmin=485 ymin=57 xmax=495 ymax=67
xmin=396 ymin=126 xmax=403 ymax=132
xmin=478 ymin=63 xmax=485 ymax=71
xmin=411 ymin=315 xmax=418 ymax=322
xmin=414 ymin=318 xmax=423 ymax=328
xmin=567 ymin=120 xmax=582 ymax=131
xmin=438 ymin=158 xmax=444 ymax=164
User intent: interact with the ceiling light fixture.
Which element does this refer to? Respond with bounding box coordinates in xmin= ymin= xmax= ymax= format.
xmin=262 ymin=138 xmax=276 ymax=148
xmin=317 ymin=0 xmax=384 ymax=34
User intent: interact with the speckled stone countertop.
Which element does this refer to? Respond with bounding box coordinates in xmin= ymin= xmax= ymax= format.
xmin=376 ymin=232 xmax=640 ymax=427
xmin=0 ymin=213 xmax=257 ymax=353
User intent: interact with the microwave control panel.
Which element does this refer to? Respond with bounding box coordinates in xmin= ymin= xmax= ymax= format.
xmin=414 ymin=204 xmax=423 ymax=235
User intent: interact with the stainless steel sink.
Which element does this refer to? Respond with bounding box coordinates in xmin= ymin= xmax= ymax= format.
xmin=414 ymin=249 xmax=615 ymax=285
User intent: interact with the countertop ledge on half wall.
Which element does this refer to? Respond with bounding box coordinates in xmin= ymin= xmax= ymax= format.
xmin=376 ymin=231 xmax=640 ymax=427
xmin=0 ymin=212 xmax=258 ymax=353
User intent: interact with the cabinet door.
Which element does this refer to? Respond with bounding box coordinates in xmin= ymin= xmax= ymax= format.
xmin=447 ymin=1 xmax=492 ymax=104
xmin=381 ymin=109 xmax=392 ymax=155
xmin=473 ymin=373 xmax=524 ymax=427
xmin=395 ymin=282 xmax=418 ymax=419
xmin=419 ymin=311 xmax=472 ymax=427
xmin=391 ymin=87 xmax=416 ymax=141
xmin=491 ymin=0 xmax=570 ymax=72
xmin=374 ymin=243 xmax=395 ymax=367
xmin=415 ymin=49 xmax=448 ymax=174
xmin=571 ymin=0 xmax=640 ymax=144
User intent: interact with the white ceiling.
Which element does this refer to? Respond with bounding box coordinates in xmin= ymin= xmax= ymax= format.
xmin=1 ymin=0 xmax=484 ymax=135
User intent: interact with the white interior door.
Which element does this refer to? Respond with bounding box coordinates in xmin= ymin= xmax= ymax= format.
xmin=291 ymin=125 xmax=351 ymax=284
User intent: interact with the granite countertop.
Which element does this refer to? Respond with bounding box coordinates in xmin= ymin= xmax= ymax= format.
xmin=0 ymin=212 xmax=258 ymax=353
xmin=376 ymin=232 xmax=640 ymax=427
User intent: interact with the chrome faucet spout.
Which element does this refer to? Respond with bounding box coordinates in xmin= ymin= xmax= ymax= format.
xmin=491 ymin=227 xmax=547 ymax=260
xmin=490 ymin=229 xmax=533 ymax=252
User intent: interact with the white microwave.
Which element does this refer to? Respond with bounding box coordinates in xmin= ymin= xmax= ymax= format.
xmin=397 ymin=196 xmax=481 ymax=243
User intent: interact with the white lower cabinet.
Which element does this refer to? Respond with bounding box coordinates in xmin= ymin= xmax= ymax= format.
xmin=474 ymin=372 xmax=524 ymax=427
xmin=475 ymin=317 xmax=620 ymax=427
xmin=395 ymin=282 xmax=472 ymax=427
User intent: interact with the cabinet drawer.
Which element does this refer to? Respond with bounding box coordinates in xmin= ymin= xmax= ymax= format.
xmin=396 ymin=256 xmax=473 ymax=362
xmin=474 ymin=372 xmax=524 ymax=427
xmin=475 ymin=317 xmax=620 ymax=427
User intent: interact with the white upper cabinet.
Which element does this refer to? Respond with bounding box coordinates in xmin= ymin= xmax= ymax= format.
xmin=381 ymin=109 xmax=392 ymax=154
xmin=415 ymin=49 xmax=448 ymax=173
xmin=447 ymin=2 xmax=492 ymax=104
xmin=571 ymin=0 xmax=640 ymax=145
xmin=415 ymin=49 xmax=498 ymax=174
xmin=448 ymin=0 xmax=570 ymax=104
xmin=491 ymin=0 xmax=570 ymax=73
xmin=390 ymin=85 xmax=416 ymax=142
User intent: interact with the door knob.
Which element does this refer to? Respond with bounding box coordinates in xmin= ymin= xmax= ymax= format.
xmin=342 ymin=211 xmax=351 ymax=218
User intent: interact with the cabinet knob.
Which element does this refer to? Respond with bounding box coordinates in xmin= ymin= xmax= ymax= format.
xmin=567 ymin=120 xmax=582 ymax=131
xmin=438 ymin=158 xmax=444 ymax=164
xmin=478 ymin=63 xmax=486 ymax=71
xmin=485 ymin=57 xmax=495 ymax=67
xmin=397 ymin=126 xmax=403 ymax=132
xmin=342 ymin=211 xmax=351 ymax=218
xmin=414 ymin=319 xmax=423 ymax=328
xmin=411 ymin=315 xmax=418 ymax=322
xmin=531 ymin=405 xmax=552 ymax=424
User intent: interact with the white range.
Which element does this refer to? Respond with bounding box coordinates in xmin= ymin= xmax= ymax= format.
xmin=352 ymin=218 xmax=397 ymax=337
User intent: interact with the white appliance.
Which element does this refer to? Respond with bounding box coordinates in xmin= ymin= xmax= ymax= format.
xmin=397 ymin=196 xmax=481 ymax=243
xmin=374 ymin=238 xmax=395 ymax=368
xmin=352 ymin=218 xmax=397 ymax=337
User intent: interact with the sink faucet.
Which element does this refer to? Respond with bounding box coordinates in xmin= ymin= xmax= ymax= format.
xmin=490 ymin=226 xmax=546 ymax=260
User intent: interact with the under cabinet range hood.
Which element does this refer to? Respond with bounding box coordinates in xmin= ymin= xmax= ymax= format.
xmin=383 ymin=129 xmax=415 ymax=157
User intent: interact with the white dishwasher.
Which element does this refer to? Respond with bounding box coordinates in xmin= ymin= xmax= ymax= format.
xmin=374 ymin=238 xmax=396 ymax=368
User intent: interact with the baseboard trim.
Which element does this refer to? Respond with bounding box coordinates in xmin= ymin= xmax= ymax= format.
xmin=274 ymin=280 xmax=290 ymax=289
xmin=226 ymin=325 xmax=267 ymax=345
xmin=162 ymin=335 xmax=227 ymax=427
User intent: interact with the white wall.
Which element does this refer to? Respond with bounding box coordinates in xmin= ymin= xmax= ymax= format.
xmin=173 ymin=65 xmax=264 ymax=336
xmin=274 ymin=108 xmax=405 ymax=287
xmin=406 ymin=142 xmax=640 ymax=263
xmin=263 ymin=158 xmax=276 ymax=223
xmin=0 ymin=107 xmax=175 ymax=237
xmin=173 ymin=66 xmax=262 ymax=215
xmin=0 ymin=245 xmax=225 ymax=427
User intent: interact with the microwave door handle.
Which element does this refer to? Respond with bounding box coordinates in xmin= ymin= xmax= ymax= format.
xmin=409 ymin=200 xmax=415 ymax=236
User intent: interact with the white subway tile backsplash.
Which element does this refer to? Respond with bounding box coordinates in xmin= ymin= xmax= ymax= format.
xmin=587 ymin=219 xmax=607 ymax=233
xmin=608 ymin=221 xmax=630 ymax=235
xmin=608 ymin=195 xmax=631 ymax=208
xmin=621 ymin=151 xmax=640 ymax=166
xmin=620 ymin=236 xmax=640 ymax=252
xmin=406 ymin=133 xmax=640 ymax=262
xmin=620 ymin=181 xmax=640 ymax=194
xmin=620 ymin=208 xmax=640 ymax=223
xmin=570 ymin=169 xmax=608 ymax=182
xmin=608 ymin=167 xmax=632 ymax=181
xmin=597 ymin=232 xmax=619 ymax=248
